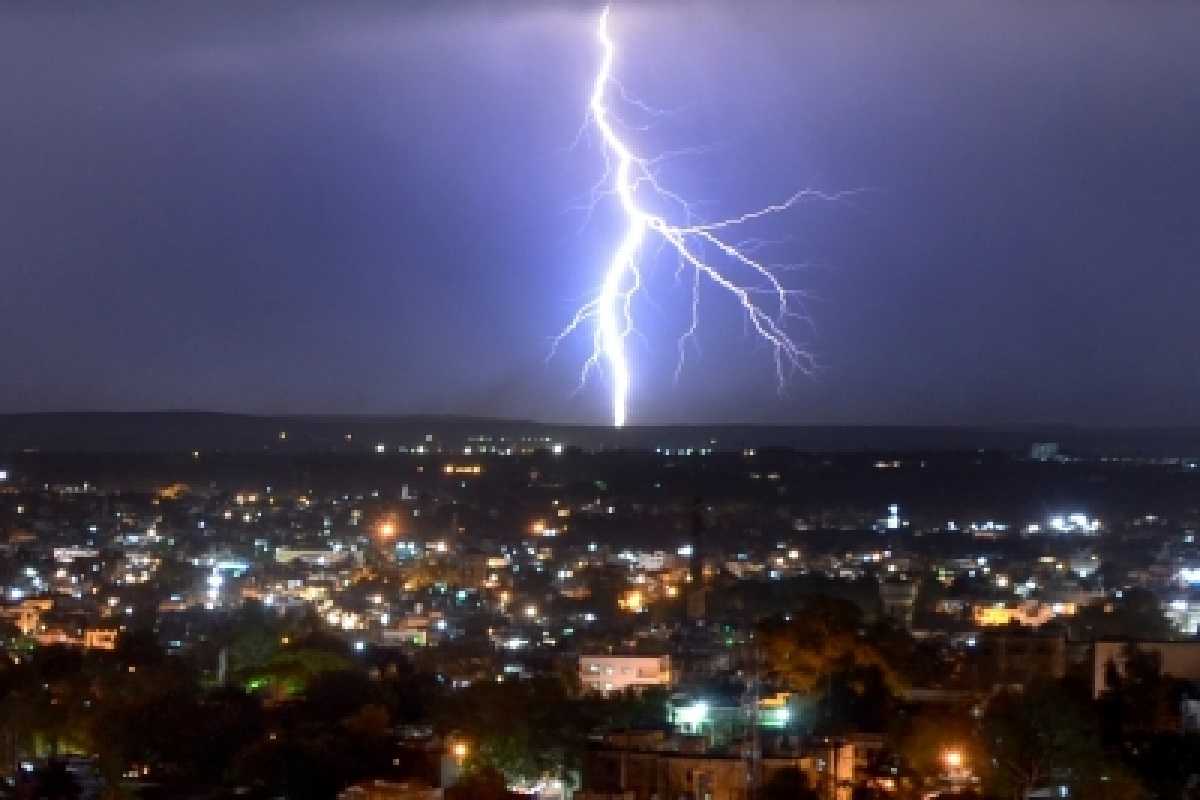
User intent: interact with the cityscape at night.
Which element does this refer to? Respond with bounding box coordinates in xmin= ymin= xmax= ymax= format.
xmin=3 ymin=1 xmax=1200 ymax=799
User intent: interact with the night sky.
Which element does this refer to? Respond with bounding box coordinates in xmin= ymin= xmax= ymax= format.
xmin=2 ymin=1 xmax=1199 ymax=426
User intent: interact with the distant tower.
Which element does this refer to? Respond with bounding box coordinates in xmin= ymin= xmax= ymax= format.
xmin=1030 ymin=442 xmax=1060 ymax=462
xmin=886 ymin=504 xmax=901 ymax=530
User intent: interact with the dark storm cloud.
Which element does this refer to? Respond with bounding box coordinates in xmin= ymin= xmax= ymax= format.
xmin=1 ymin=1 xmax=1198 ymax=425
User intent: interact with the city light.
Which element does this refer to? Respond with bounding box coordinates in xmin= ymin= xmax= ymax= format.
xmin=1046 ymin=513 xmax=1101 ymax=534
xmin=619 ymin=589 xmax=644 ymax=613
xmin=4 ymin=4 xmax=1196 ymax=799
xmin=675 ymin=701 xmax=709 ymax=728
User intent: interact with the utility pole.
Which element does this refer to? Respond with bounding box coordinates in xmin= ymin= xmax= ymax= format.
xmin=745 ymin=641 xmax=762 ymax=800
xmin=680 ymin=496 xmax=705 ymax=684
xmin=686 ymin=496 xmax=705 ymax=628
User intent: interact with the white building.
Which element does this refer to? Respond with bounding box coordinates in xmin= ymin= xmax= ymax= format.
xmin=580 ymin=654 xmax=673 ymax=695
xmin=275 ymin=546 xmax=353 ymax=566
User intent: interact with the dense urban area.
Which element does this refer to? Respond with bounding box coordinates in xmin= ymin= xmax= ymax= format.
xmin=2 ymin=422 xmax=1200 ymax=800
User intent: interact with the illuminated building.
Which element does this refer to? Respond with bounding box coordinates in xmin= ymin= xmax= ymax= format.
xmin=618 ymin=589 xmax=644 ymax=613
xmin=274 ymin=547 xmax=354 ymax=567
xmin=336 ymin=780 xmax=441 ymax=800
xmin=1043 ymin=513 xmax=1102 ymax=535
xmin=581 ymin=731 xmax=854 ymax=800
xmin=757 ymin=693 xmax=796 ymax=729
xmin=972 ymin=601 xmax=1074 ymax=628
xmin=29 ymin=623 xmax=119 ymax=651
xmin=1 ymin=597 xmax=52 ymax=635
xmin=579 ymin=655 xmax=673 ymax=695
xmin=1165 ymin=597 xmax=1200 ymax=634
xmin=156 ymin=482 xmax=190 ymax=500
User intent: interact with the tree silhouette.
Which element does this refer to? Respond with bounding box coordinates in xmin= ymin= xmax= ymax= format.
xmin=761 ymin=767 xmax=818 ymax=800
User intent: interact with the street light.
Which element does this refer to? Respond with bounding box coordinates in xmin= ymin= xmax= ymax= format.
xmin=941 ymin=747 xmax=974 ymax=792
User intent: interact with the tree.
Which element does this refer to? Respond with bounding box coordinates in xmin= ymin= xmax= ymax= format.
xmin=1070 ymin=589 xmax=1174 ymax=641
xmin=437 ymin=675 xmax=616 ymax=783
xmin=761 ymin=767 xmax=819 ymax=800
xmin=21 ymin=759 xmax=80 ymax=800
xmin=758 ymin=597 xmax=902 ymax=694
xmin=446 ymin=765 xmax=518 ymax=800
xmin=980 ymin=677 xmax=1144 ymax=800
xmin=1119 ymin=733 xmax=1200 ymax=800
xmin=1075 ymin=766 xmax=1150 ymax=800
xmin=895 ymin=707 xmax=979 ymax=780
xmin=243 ymin=648 xmax=352 ymax=699
xmin=982 ymin=679 xmax=1100 ymax=799
xmin=1099 ymin=643 xmax=1180 ymax=737
xmin=757 ymin=596 xmax=905 ymax=734
xmin=87 ymin=648 xmax=206 ymax=788
xmin=299 ymin=669 xmax=383 ymax=721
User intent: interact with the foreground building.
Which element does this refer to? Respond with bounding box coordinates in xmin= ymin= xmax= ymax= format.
xmin=337 ymin=780 xmax=442 ymax=800
xmin=579 ymin=731 xmax=854 ymax=800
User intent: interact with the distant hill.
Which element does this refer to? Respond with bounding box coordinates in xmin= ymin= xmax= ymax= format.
xmin=1 ymin=412 xmax=1200 ymax=457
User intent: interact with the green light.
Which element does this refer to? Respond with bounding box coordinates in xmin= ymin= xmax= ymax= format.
xmin=761 ymin=707 xmax=791 ymax=729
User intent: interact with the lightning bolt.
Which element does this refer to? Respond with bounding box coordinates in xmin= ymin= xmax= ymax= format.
xmin=559 ymin=6 xmax=838 ymax=428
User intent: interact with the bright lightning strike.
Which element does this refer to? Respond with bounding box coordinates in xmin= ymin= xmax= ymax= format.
xmin=559 ymin=6 xmax=839 ymax=428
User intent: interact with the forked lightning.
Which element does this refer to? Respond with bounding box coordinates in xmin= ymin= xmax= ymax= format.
xmin=559 ymin=6 xmax=831 ymax=427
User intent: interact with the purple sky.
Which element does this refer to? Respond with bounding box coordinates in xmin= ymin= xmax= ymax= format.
xmin=2 ymin=1 xmax=1199 ymax=426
